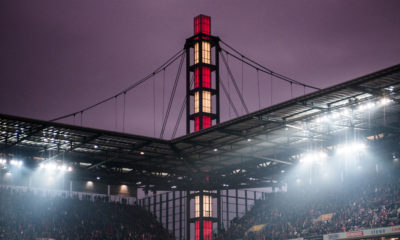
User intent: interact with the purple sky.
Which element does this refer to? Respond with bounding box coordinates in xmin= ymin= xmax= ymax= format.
xmin=1 ymin=0 xmax=400 ymax=139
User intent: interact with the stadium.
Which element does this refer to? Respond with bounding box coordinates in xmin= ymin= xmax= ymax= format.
xmin=1 ymin=2 xmax=400 ymax=240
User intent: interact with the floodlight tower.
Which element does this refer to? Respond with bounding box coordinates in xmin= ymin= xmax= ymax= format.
xmin=185 ymin=14 xmax=220 ymax=134
xmin=185 ymin=15 xmax=221 ymax=240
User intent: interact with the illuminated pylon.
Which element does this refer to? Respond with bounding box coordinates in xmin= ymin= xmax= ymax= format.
xmin=185 ymin=14 xmax=220 ymax=134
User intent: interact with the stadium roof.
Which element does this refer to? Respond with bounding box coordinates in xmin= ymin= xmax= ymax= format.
xmin=1 ymin=64 xmax=400 ymax=190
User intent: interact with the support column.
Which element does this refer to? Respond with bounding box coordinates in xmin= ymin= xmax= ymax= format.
xmin=225 ymin=190 xmax=229 ymax=229
xmin=159 ymin=194 xmax=163 ymax=224
xmin=199 ymin=191 xmax=204 ymax=240
xmin=217 ymin=190 xmax=221 ymax=234
xmin=173 ymin=191 xmax=176 ymax=238
xmin=186 ymin=191 xmax=191 ymax=240
xmin=235 ymin=189 xmax=238 ymax=219
xmin=245 ymin=190 xmax=248 ymax=213
xmin=180 ymin=191 xmax=183 ymax=240
xmin=166 ymin=193 xmax=169 ymax=231
xmin=153 ymin=195 xmax=157 ymax=215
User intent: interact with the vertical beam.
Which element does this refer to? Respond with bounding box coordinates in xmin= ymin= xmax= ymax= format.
xmin=160 ymin=194 xmax=163 ymax=224
xmin=215 ymin=42 xmax=220 ymax=124
xmin=173 ymin=191 xmax=176 ymax=238
xmin=225 ymin=190 xmax=229 ymax=229
xmin=245 ymin=190 xmax=248 ymax=213
xmin=199 ymin=40 xmax=203 ymax=130
xmin=235 ymin=189 xmax=239 ymax=219
xmin=199 ymin=191 xmax=204 ymax=240
xmin=186 ymin=191 xmax=191 ymax=240
xmin=153 ymin=194 xmax=157 ymax=216
xmin=180 ymin=191 xmax=183 ymax=240
xmin=148 ymin=197 xmax=151 ymax=212
xmin=166 ymin=193 xmax=169 ymax=231
xmin=186 ymin=46 xmax=191 ymax=134
xmin=217 ymin=190 xmax=221 ymax=234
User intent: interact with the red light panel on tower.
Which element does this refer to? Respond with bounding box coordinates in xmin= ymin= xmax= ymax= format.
xmin=203 ymin=116 xmax=211 ymax=128
xmin=195 ymin=117 xmax=200 ymax=131
xmin=202 ymin=67 xmax=211 ymax=88
xmin=194 ymin=15 xmax=211 ymax=35
xmin=195 ymin=68 xmax=199 ymax=88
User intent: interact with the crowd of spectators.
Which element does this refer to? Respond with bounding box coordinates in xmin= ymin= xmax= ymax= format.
xmin=0 ymin=188 xmax=174 ymax=240
xmin=220 ymin=174 xmax=400 ymax=240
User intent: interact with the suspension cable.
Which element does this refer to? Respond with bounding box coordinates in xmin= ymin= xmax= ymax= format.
xmin=172 ymin=75 xmax=194 ymax=139
xmin=50 ymin=49 xmax=184 ymax=122
xmin=219 ymin=40 xmax=320 ymax=90
xmin=122 ymin=92 xmax=126 ymax=132
xmin=220 ymin=52 xmax=249 ymax=114
xmin=160 ymin=53 xmax=185 ymax=138
xmin=220 ymin=76 xmax=239 ymax=118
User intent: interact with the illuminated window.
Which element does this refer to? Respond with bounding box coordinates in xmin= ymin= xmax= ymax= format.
xmin=195 ymin=68 xmax=199 ymax=88
xmin=195 ymin=195 xmax=200 ymax=217
xmin=203 ymin=195 xmax=212 ymax=217
xmin=195 ymin=194 xmax=212 ymax=218
xmin=194 ymin=43 xmax=199 ymax=64
xmin=194 ymin=92 xmax=199 ymax=113
xmin=202 ymin=67 xmax=211 ymax=88
xmin=202 ymin=42 xmax=211 ymax=64
xmin=203 ymin=91 xmax=211 ymax=113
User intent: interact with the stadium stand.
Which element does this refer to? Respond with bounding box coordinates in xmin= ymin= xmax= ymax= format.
xmin=218 ymin=172 xmax=400 ymax=240
xmin=0 ymin=187 xmax=175 ymax=240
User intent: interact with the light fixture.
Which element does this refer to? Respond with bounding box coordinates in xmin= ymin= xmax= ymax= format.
xmin=140 ymin=151 xmax=144 ymax=155
xmin=380 ymin=98 xmax=391 ymax=105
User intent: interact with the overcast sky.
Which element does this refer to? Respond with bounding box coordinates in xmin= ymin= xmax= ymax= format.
xmin=1 ymin=0 xmax=399 ymax=138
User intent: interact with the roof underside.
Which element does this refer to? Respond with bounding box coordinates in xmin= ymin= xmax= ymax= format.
xmin=1 ymin=64 xmax=400 ymax=190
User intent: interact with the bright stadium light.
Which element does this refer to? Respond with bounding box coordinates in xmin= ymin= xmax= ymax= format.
xmin=379 ymin=97 xmax=392 ymax=105
xmin=336 ymin=142 xmax=366 ymax=155
xmin=10 ymin=160 xmax=23 ymax=167
xmin=300 ymin=151 xmax=327 ymax=165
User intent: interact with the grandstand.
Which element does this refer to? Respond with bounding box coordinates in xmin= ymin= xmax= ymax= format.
xmin=1 ymin=14 xmax=400 ymax=240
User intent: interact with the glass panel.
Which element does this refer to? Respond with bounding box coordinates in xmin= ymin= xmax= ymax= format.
xmin=194 ymin=43 xmax=199 ymax=64
xmin=203 ymin=195 xmax=212 ymax=217
xmin=194 ymin=16 xmax=201 ymax=35
xmin=202 ymin=91 xmax=211 ymax=113
xmin=194 ymin=91 xmax=199 ymax=113
xmin=194 ymin=68 xmax=199 ymax=88
xmin=195 ymin=116 xmax=199 ymax=131
xmin=202 ymin=42 xmax=211 ymax=64
xmin=204 ymin=220 xmax=213 ymax=240
xmin=203 ymin=116 xmax=211 ymax=129
xmin=195 ymin=195 xmax=200 ymax=217
xmin=202 ymin=67 xmax=211 ymax=88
